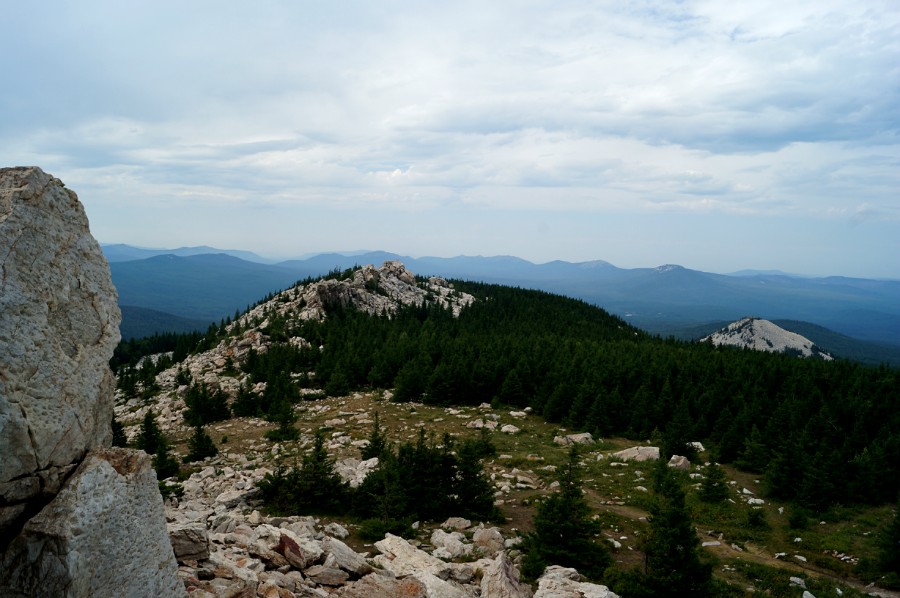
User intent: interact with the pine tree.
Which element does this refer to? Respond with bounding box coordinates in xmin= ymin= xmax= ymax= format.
xmin=453 ymin=439 xmax=503 ymax=522
xmin=183 ymin=382 xmax=231 ymax=426
xmin=878 ymin=499 xmax=900 ymax=574
xmin=661 ymin=401 xmax=697 ymax=461
xmin=297 ymin=429 xmax=349 ymax=513
xmin=698 ymin=462 xmax=730 ymax=503
xmin=111 ymin=416 xmax=128 ymax=448
xmin=360 ymin=411 xmax=388 ymax=460
xmin=521 ymin=447 xmax=611 ymax=581
xmin=135 ymin=411 xmax=165 ymax=456
xmin=184 ymin=425 xmax=219 ymax=462
xmin=152 ymin=437 xmax=181 ymax=480
xmin=643 ymin=461 xmax=712 ymax=597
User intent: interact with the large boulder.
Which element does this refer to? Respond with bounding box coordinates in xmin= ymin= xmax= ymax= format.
xmin=0 ymin=166 xmax=121 ymax=533
xmin=0 ymin=168 xmax=182 ymax=597
xmin=609 ymin=446 xmax=659 ymax=463
xmin=481 ymin=552 xmax=532 ymax=598
xmin=0 ymin=449 xmax=183 ymax=597
xmin=533 ymin=566 xmax=619 ymax=598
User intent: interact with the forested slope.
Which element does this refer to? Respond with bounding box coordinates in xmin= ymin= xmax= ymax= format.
xmin=120 ymin=274 xmax=900 ymax=511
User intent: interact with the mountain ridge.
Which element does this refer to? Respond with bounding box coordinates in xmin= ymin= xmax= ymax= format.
xmin=103 ymin=245 xmax=900 ymax=355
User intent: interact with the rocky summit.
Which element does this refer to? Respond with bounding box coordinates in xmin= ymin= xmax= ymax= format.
xmin=702 ymin=317 xmax=832 ymax=360
xmin=0 ymin=167 xmax=182 ymax=597
xmin=118 ymin=260 xmax=475 ymax=436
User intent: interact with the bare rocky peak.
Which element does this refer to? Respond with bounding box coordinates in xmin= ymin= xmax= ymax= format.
xmin=703 ymin=317 xmax=832 ymax=360
xmin=127 ymin=260 xmax=475 ymax=432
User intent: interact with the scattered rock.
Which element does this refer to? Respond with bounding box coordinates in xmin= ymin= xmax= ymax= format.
xmin=610 ymin=447 xmax=659 ymax=462
xmin=169 ymin=521 xmax=211 ymax=562
xmin=667 ymin=455 xmax=690 ymax=470
xmin=481 ymin=552 xmax=533 ymax=598
xmin=553 ymin=433 xmax=594 ymax=446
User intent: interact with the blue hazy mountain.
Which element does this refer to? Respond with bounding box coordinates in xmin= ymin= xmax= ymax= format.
xmin=105 ymin=246 xmax=900 ymax=358
xmin=102 ymin=243 xmax=274 ymax=264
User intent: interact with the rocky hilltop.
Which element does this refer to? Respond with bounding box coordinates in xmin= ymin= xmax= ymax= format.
xmin=0 ymin=167 xmax=182 ymax=597
xmin=121 ymin=261 xmax=475 ymax=432
xmin=113 ymin=261 xmax=622 ymax=597
xmin=702 ymin=317 xmax=833 ymax=360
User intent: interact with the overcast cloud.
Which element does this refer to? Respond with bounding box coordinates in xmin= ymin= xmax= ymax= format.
xmin=2 ymin=1 xmax=898 ymax=276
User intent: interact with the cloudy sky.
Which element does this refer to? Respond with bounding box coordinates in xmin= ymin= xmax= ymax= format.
xmin=3 ymin=1 xmax=898 ymax=277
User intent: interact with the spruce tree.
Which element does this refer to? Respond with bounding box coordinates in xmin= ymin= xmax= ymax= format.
xmin=698 ymin=462 xmax=730 ymax=503
xmin=184 ymin=424 xmax=219 ymax=462
xmin=521 ymin=447 xmax=611 ymax=581
xmin=296 ymin=429 xmax=348 ymax=513
xmin=642 ymin=461 xmax=712 ymax=597
xmin=879 ymin=499 xmax=900 ymax=574
xmin=360 ymin=411 xmax=388 ymax=460
xmin=153 ymin=443 xmax=181 ymax=480
xmin=183 ymin=382 xmax=231 ymax=426
xmin=453 ymin=438 xmax=503 ymax=522
xmin=111 ymin=415 xmax=128 ymax=448
xmin=135 ymin=411 xmax=165 ymax=456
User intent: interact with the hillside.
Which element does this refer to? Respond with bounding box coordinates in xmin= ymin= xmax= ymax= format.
xmin=113 ymin=261 xmax=900 ymax=596
xmin=106 ymin=246 xmax=900 ymax=355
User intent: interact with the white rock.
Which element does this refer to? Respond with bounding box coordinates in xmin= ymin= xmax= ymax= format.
xmin=431 ymin=529 xmax=471 ymax=559
xmin=610 ymin=447 xmax=659 ymax=462
xmin=0 ymin=167 xmax=121 ymax=523
xmin=0 ymin=448 xmax=182 ymax=597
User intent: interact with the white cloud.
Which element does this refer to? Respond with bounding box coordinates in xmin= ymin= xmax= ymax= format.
xmin=1 ymin=0 xmax=898 ymax=275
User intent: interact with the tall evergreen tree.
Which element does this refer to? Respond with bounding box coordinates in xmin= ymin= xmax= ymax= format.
xmin=111 ymin=415 xmax=128 ymax=448
xmin=453 ymin=439 xmax=502 ymax=522
xmin=360 ymin=411 xmax=388 ymax=460
xmin=642 ymin=462 xmax=712 ymax=597
xmin=521 ymin=447 xmax=611 ymax=581
xmin=135 ymin=411 xmax=165 ymax=456
xmin=879 ymin=499 xmax=900 ymax=574
xmin=698 ymin=462 xmax=730 ymax=503
xmin=184 ymin=424 xmax=219 ymax=462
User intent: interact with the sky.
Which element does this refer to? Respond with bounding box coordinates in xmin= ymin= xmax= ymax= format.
xmin=2 ymin=1 xmax=899 ymax=278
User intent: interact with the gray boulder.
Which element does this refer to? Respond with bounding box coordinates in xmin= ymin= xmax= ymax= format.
xmin=0 ymin=166 xmax=121 ymax=532
xmin=0 ymin=449 xmax=182 ymax=597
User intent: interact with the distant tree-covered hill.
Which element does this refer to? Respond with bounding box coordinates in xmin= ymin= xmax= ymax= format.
xmin=118 ymin=305 xmax=208 ymax=340
xmin=106 ymin=246 xmax=900 ymax=357
xmin=120 ymin=271 xmax=900 ymax=512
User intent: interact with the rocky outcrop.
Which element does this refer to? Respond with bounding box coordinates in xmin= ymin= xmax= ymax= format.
xmin=533 ymin=566 xmax=619 ymax=598
xmin=1 ymin=449 xmax=182 ymax=597
xmin=0 ymin=167 xmax=182 ymax=597
xmin=609 ymin=446 xmax=659 ymax=462
xmin=0 ymin=166 xmax=121 ymax=533
xmin=702 ymin=317 xmax=833 ymax=360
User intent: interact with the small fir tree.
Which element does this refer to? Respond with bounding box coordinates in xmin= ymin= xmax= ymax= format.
xmin=183 ymin=382 xmax=231 ymax=426
xmin=521 ymin=447 xmax=611 ymax=581
xmin=111 ymin=416 xmax=128 ymax=448
xmin=360 ymin=411 xmax=388 ymax=460
xmin=152 ymin=437 xmax=181 ymax=480
xmin=879 ymin=499 xmax=900 ymax=574
xmin=642 ymin=461 xmax=712 ymax=597
xmin=135 ymin=411 xmax=165 ymax=456
xmin=296 ymin=429 xmax=349 ymax=513
xmin=184 ymin=424 xmax=219 ymax=463
xmin=698 ymin=462 xmax=730 ymax=503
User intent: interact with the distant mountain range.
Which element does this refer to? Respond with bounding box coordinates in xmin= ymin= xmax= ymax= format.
xmin=103 ymin=245 xmax=900 ymax=364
